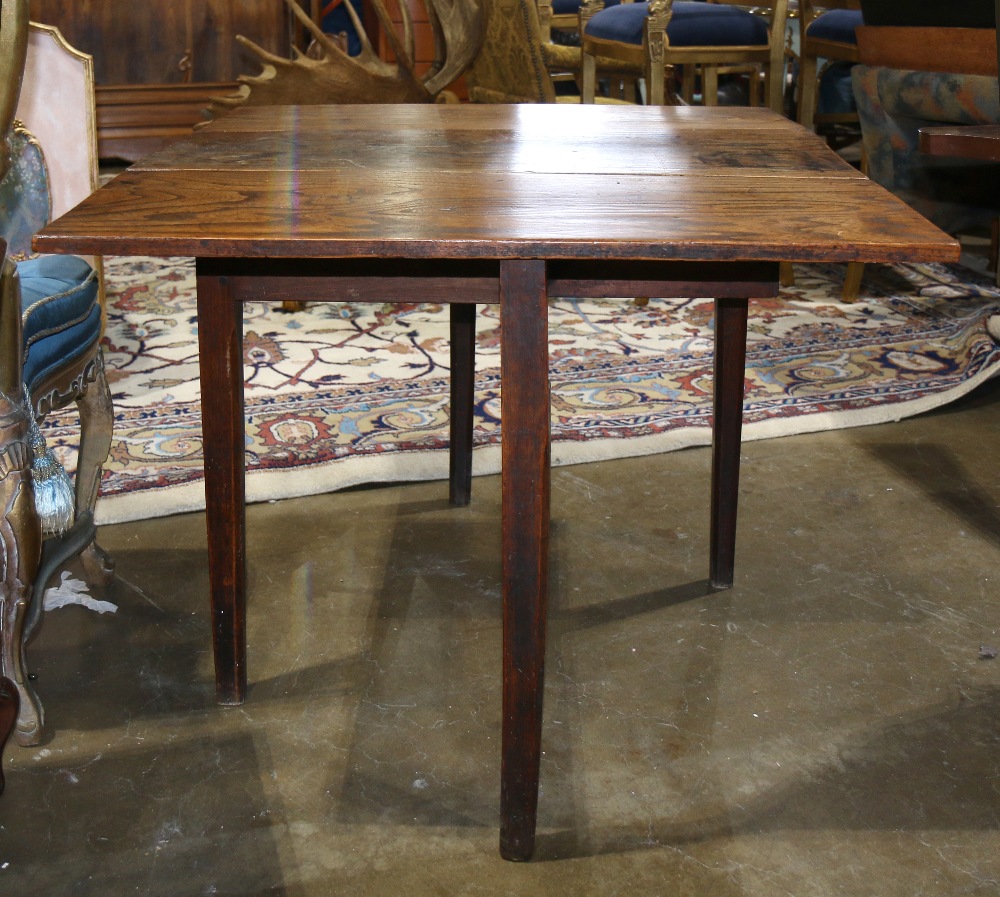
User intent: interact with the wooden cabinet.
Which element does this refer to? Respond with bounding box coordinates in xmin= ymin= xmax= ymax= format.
xmin=28 ymin=1 xmax=300 ymax=160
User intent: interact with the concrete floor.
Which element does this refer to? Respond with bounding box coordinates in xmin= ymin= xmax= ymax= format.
xmin=2 ymin=368 xmax=1000 ymax=894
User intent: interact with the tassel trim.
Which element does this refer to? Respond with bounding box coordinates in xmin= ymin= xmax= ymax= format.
xmin=23 ymin=387 xmax=74 ymax=535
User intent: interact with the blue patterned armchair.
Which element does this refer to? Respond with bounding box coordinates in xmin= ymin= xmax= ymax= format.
xmin=853 ymin=64 xmax=1000 ymax=234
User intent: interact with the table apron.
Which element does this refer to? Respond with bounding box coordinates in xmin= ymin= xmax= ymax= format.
xmin=194 ymin=258 xmax=780 ymax=305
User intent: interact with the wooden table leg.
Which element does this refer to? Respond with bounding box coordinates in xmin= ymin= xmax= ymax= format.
xmin=0 ymin=676 xmax=18 ymax=794
xmin=195 ymin=263 xmax=248 ymax=705
xmin=449 ymin=303 xmax=476 ymax=506
xmin=498 ymin=260 xmax=550 ymax=862
xmin=710 ymin=297 xmax=749 ymax=590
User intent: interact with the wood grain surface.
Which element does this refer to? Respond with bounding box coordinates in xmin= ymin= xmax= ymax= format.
xmin=36 ymin=104 xmax=959 ymax=265
xmin=28 ymin=101 xmax=962 ymax=858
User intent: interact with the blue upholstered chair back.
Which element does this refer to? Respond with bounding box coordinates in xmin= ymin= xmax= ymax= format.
xmin=0 ymin=125 xmax=49 ymax=259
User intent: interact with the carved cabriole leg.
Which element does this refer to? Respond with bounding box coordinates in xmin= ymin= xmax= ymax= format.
xmin=1 ymin=252 xmax=44 ymax=747
xmin=73 ymin=352 xmax=115 ymax=585
xmin=0 ymin=392 xmax=44 ymax=746
xmin=0 ymin=675 xmax=18 ymax=792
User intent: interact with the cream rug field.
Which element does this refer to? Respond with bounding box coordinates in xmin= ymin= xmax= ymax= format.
xmin=40 ymin=257 xmax=1000 ymax=525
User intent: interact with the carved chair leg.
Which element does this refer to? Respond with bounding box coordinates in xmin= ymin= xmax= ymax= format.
xmin=0 ymin=398 xmax=44 ymax=746
xmin=0 ymin=675 xmax=18 ymax=793
xmin=74 ymin=352 xmax=114 ymax=586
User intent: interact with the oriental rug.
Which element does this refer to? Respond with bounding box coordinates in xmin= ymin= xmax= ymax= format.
xmin=40 ymin=257 xmax=1000 ymax=525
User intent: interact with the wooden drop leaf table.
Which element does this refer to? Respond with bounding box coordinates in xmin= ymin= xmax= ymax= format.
xmin=34 ymin=103 xmax=958 ymax=860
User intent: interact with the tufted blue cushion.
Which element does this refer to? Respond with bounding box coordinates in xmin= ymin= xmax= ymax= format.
xmin=584 ymin=1 xmax=769 ymax=47
xmin=805 ymin=8 xmax=862 ymax=44
xmin=18 ymin=254 xmax=102 ymax=390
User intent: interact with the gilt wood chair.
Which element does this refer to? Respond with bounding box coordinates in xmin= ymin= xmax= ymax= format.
xmin=537 ymin=0 xmax=641 ymax=97
xmin=539 ymin=0 xmax=602 ymax=40
xmin=796 ymin=0 xmax=863 ymax=133
xmin=783 ymin=1 xmax=865 ymax=298
xmin=0 ymin=4 xmax=115 ymax=779
xmin=580 ymin=0 xmax=790 ymax=110
xmin=0 ymin=238 xmax=33 ymax=795
xmin=466 ymin=0 xmax=643 ymax=102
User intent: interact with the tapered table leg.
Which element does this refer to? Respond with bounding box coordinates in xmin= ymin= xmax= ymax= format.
xmin=449 ymin=303 xmax=476 ymax=507
xmin=498 ymin=260 xmax=550 ymax=862
xmin=710 ymin=297 xmax=750 ymax=589
xmin=0 ymin=676 xmax=18 ymax=794
xmin=195 ymin=262 xmax=247 ymax=705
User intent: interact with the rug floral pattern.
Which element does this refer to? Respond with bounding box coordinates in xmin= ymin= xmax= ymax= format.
xmin=40 ymin=257 xmax=1000 ymax=524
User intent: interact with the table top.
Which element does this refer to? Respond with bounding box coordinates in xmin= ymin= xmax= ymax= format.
xmin=35 ymin=104 xmax=959 ymax=265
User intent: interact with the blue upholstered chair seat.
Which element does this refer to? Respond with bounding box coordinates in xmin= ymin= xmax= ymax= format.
xmin=584 ymin=1 xmax=769 ymax=47
xmin=805 ymin=8 xmax=862 ymax=43
xmin=18 ymin=254 xmax=102 ymax=390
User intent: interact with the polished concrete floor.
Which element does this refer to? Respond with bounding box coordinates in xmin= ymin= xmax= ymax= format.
xmin=3 ymin=364 xmax=1000 ymax=894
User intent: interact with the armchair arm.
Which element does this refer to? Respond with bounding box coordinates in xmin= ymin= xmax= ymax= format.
xmin=0 ymin=0 xmax=29 ymax=182
xmin=0 ymin=240 xmax=22 ymax=399
xmin=0 ymin=234 xmax=42 ymax=751
xmin=538 ymin=0 xmax=554 ymax=42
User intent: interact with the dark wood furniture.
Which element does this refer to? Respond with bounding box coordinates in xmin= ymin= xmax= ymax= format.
xmin=27 ymin=1 xmax=301 ymax=160
xmin=34 ymin=103 xmax=957 ymax=859
xmin=856 ymin=24 xmax=998 ymax=75
xmin=0 ymin=671 xmax=16 ymax=794
xmin=0 ymin=5 xmax=117 ymax=786
xmin=919 ymin=124 xmax=1000 ymax=162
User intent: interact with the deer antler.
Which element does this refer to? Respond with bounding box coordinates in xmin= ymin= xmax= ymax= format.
xmin=423 ymin=0 xmax=485 ymax=96
xmin=208 ymin=0 xmax=483 ymax=115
